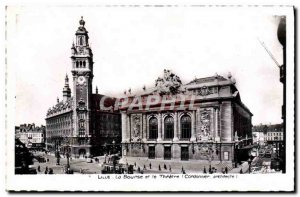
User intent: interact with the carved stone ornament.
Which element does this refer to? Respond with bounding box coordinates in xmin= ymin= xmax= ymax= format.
xmin=131 ymin=114 xmax=142 ymax=140
xmin=200 ymin=110 xmax=211 ymax=138
xmin=198 ymin=86 xmax=212 ymax=96
xmin=155 ymin=69 xmax=183 ymax=95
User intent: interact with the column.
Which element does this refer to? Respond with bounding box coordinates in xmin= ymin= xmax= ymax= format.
xmin=215 ymin=108 xmax=220 ymax=142
xmin=142 ymin=114 xmax=147 ymax=141
xmin=126 ymin=114 xmax=131 ymax=141
xmin=196 ymin=108 xmax=201 ymax=139
xmin=190 ymin=110 xmax=196 ymax=141
xmin=210 ymin=108 xmax=214 ymax=139
xmin=157 ymin=113 xmax=162 ymax=141
xmin=121 ymin=112 xmax=127 ymax=142
xmin=173 ymin=112 xmax=179 ymax=141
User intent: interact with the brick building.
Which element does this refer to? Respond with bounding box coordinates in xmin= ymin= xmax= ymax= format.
xmin=45 ymin=17 xmax=121 ymax=157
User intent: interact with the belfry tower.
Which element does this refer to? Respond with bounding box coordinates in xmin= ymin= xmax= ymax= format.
xmin=71 ymin=16 xmax=94 ymax=156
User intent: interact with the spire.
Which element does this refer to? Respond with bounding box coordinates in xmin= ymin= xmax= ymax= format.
xmin=65 ymin=74 xmax=69 ymax=86
xmin=63 ymin=74 xmax=71 ymax=102
xmin=96 ymin=86 xmax=98 ymax=94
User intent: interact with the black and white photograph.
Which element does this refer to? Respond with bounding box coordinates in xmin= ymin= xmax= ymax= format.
xmin=4 ymin=2 xmax=295 ymax=192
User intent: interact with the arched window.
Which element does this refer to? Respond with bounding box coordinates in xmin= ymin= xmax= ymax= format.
xmin=83 ymin=61 xmax=86 ymax=68
xmin=80 ymin=61 xmax=82 ymax=67
xmin=79 ymin=36 xmax=83 ymax=45
xmin=181 ymin=115 xmax=191 ymax=139
xmin=149 ymin=117 xmax=158 ymax=140
xmin=164 ymin=116 xmax=174 ymax=139
xmin=76 ymin=61 xmax=79 ymax=68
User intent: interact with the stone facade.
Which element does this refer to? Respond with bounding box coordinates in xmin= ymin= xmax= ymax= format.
xmin=120 ymin=70 xmax=253 ymax=165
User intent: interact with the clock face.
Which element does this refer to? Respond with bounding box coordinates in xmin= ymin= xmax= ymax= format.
xmin=77 ymin=76 xmax=86 ymax=85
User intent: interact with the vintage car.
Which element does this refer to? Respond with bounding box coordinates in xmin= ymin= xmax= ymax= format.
xmin=258 ymin=149 xmax=265 ymax=157
xmin=100 ymin=163 xmax=133 ymax=174
xmin=264 ymin=149 xmax=272 ymax=158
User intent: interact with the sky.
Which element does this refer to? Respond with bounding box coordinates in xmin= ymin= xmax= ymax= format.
xmin=7 ymin=6 xmax=284 ymax=126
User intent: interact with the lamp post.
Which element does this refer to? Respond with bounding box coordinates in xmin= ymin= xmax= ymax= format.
xmin=103 ymin=142 xmax=107 ymax=163
xmin=112 ymin=139 xmax=116 ymax=155
xmin=248 ymin=158 xmax=252 ymax=174
xmin=55 ymin=139 xmax=60 ymax=165
xmin=64 ymin=137 xmax=70 ymax=169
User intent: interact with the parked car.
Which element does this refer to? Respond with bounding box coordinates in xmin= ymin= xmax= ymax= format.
xmin=258 ymin=149 xmax=265 ymax=157
xmin=265 ymin=149 xmax=272 ymax=158
xmin=251 ymin=166 xmax=261 ymax=174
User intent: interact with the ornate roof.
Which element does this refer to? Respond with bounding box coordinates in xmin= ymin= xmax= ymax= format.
xmin=186 ymin=75 xmax=228 ymax=85
xmin=16 ymin=124 xmax=45 ymax=133
xmin=46 ymin=97 xmax=73 ymax=117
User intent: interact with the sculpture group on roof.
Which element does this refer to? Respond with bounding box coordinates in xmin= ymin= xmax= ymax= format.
xmin=155 ymin=69 xmax=183 ymax=95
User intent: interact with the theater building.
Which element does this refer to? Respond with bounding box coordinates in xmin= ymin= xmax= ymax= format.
xmin=119 ymin=70 xmax=253 ymax=164
xmin=45 ymin=17 xmax=121 ymax=157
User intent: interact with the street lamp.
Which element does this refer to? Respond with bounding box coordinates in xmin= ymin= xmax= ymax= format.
xmin=64 ymin=137 xmax=71 ymax=169
xmin=112 ymin=140 xmax=116 ymax=155
xmin=247 ymin=158 xmax=252 ymax=174
xmin=55 ymin=140 xmax=60 ymax=165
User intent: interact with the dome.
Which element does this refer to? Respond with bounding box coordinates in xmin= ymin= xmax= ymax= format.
xmin=79 ymin=16 xmax=85 ymax=26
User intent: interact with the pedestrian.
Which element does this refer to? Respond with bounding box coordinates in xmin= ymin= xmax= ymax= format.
xmin=134 ymin=162 xmax=136 ymax=167
xmin=225 ymin=166 xmax=228 ymax=174
xmin=203 ymin=166 xmax=207 ymax=174
xmin=143 ymin=165 xmax=146 ymax=170
xmin=158 ymin=164 xmax=161 ymax=171
xmin=149 ymin=162 xmax=152 ymax=169
xmin=137 ymin=166 xmax=140 ymax=173
xmin=181 ymin=166 xmax=184 ymax=173
xmin=209 ymin=165 xmax=212 ymax=174
xmin=239 ymin=169 xmax=243 ymax=174
xmin=164 ymin=163 xmax=167 ymax=170
xmin=48 ymin=168 xmax=54 ymax=174
xmin=37 ymin=165 xmax=41 ymax=172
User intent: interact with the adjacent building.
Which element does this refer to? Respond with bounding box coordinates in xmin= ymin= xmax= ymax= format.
xmin=252 ymin=124 xmax=268 ymax=146
xmin=15 ymin=123 xmax=46 ymax=150
xmin=252 ymin=123 xmax=284 ymax=146
xmin=45 ymin=17 xmax=121 ymax=157
xmin=264 ymin=124 xmax=284 ymax=144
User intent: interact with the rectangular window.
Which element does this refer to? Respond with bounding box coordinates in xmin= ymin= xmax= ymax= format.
xmin=224 ymin=151 xmax=229 ymax=160
xmin=181 ymin=147 xmax=189 ymax=161
xmin=164 ymin=146 xmax=171 ymax=160
xmin=148 ymin=146 xmax=155 ymax=159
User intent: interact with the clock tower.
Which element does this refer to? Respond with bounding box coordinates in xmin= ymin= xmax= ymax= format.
xmin=71 ymin=16 xmax=93 ymax=155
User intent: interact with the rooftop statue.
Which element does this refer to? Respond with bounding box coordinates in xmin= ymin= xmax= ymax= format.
xmin=155 ymin=69 xmax=183 ymax=95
